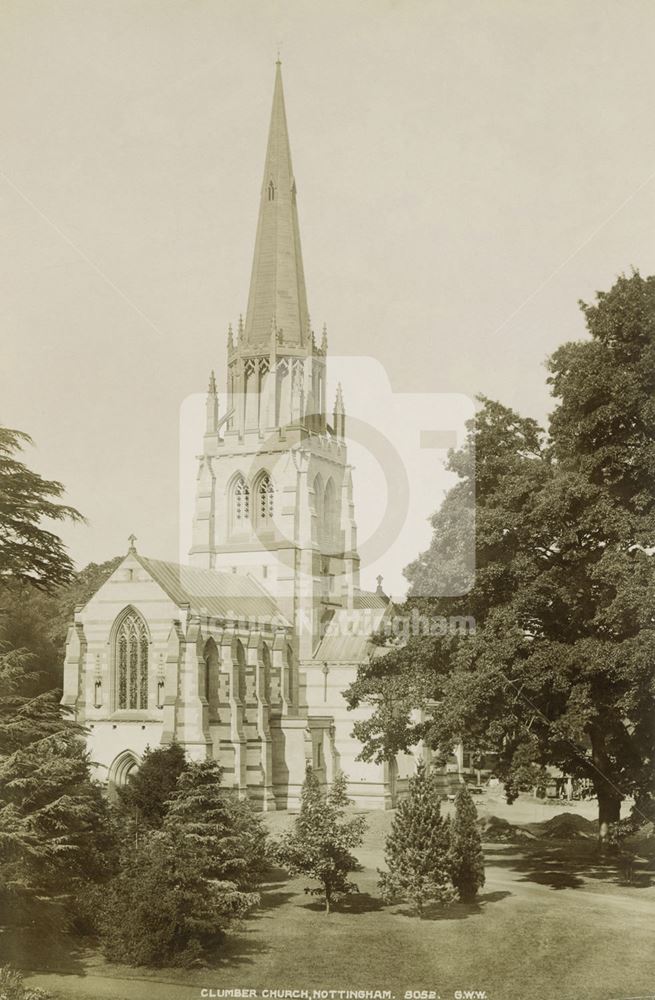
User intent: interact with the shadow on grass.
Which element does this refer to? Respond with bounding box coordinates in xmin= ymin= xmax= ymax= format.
xmin=298 ymin=891 xmax=386 ymax=915
xmin=487 ymin=841 xmax=655 ymax=891
xmin=0 ymin=927 xmax=88 ymax=976
xmin=258 ymin=866 xmax=297 ymax=911
xmin=339 ymin=892 xmax=387 ymax=914
xmin=394 ymin=889 xmax=511 ymax=921
xmin=205 ymin=930 xmax=270 ymax=972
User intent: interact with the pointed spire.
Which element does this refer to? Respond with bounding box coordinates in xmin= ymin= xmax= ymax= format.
xmin=238 ymin=314 xmax=244 ymax=343
xmin=227 ymin=322 xmax=234 ymax=352
xmin=206 ymin=370 xmax=219 ymax=433
xmin=243 ymin=61 xmax=310 ymax=349
xmin=321 ymin=323 xmax=328 ymax=353
xmin=334 ymin=382 xmax=345 ymax=439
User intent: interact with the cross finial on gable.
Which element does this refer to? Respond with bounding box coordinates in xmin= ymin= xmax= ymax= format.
xmin=376 ymin=574 xmax=384 ymax=595
xmin=128 ymin=534 xmax=137 ymax=552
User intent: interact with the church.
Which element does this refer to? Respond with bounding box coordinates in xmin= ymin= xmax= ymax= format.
xmin=62 ymin=62 xmax=417 ymax=810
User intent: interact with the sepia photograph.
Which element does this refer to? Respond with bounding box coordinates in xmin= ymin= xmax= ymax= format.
xmin=0 ymin=2 xmax=654 ymax=999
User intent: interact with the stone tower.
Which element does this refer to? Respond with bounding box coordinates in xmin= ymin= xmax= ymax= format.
xmin=189 ymin=61 xmax=360 ymax=664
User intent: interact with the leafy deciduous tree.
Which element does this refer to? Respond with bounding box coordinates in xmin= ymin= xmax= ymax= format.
xmin=347 ymin=273 xmax=655 ymax=844
xmin=275 ymin=768 xmax=366 ymax=914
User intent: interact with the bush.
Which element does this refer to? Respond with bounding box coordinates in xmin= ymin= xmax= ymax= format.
xmin=0 ymin=965 xmax=50 ymax=1000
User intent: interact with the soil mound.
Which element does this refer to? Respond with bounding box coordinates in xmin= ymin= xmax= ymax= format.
xmin=537 ymin=812 xmax=597 ymax=840
xmin=626 ymin=821 xmax=655 ymax=858
xmin=478 ymin=815 xmax=535 ymax=842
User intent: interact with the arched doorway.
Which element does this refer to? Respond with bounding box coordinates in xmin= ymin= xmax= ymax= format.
xmin=107 ymin=749 xmax=140 ymax=800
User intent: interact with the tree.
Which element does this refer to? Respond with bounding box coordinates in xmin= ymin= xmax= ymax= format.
xmin=346 ymin=272 xmax=655 ymax=845
xmin=99 ymin=760 xmax=262 ymax=966
xmin=449 ymin=783 xmax=485 ymax=902
xmin=98 ymin=828 xmax=257 ymax=967
xmin=0 ymin=427 xmax=83 ymax=591
xmin=274 ymin=768 xmax=366 ymax=914
xmin=0 ymin=645 xmax=115 ymax=929
xmin=378 ymin=762 xmax=454 ymax=915
xmin=117 ymin=742 xmax=188 ymax=832
xmin=162 ymin=759 xmax=268 ymax=892
xmin=0 ymin=558 xmax=121 ymax=693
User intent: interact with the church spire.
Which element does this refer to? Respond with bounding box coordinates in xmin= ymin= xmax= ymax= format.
xmin=243 ymin=60 xmax=310 ymax=349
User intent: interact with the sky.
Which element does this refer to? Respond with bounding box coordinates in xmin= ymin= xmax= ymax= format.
xmin=2 ymin=0 xmax=655 ymax=594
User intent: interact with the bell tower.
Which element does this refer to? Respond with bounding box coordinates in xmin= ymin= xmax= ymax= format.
xmin=190 ymin=61 xmax=360 ymax=662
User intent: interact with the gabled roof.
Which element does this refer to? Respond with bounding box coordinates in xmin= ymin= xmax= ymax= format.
xmin=312 ymin=599 xmax=392 ymax=663
xmin=354 ymin=590 xmax=391 ymax=610
xmin=135 ymin=554 xmax=289 ymax=626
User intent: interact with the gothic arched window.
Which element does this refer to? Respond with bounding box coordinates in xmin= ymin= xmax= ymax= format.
xmin=324 ymin=478 xmax=337 ymax=547
xmin=268 ymin=180 xmax=275 ymax=201
xmin=261 ymin=642 xmax=272 ymax=702
xmin=233 ymin=476 xmax=250 ymax=524
xmin=114 ymin=608 xmax=149 ymax=710
xmin=257 ymin=473 xmax=274 ymax=523
xmin=313 ymin=474 xmax=324 ymax=523
xmin=204 ymin=637 xmax=219 ymax=710
xmin=235 ymin=639 xmax=247 ymax=703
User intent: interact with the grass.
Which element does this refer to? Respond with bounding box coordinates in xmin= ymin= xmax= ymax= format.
xmin=18 ymin=794 xmax=655 ymax=1000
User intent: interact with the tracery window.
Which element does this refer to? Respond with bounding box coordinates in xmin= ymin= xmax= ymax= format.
xmin=115 ymin=609 xmax=149 ymax=710
xmin=258 ymin=474 xmax=274 ymax=522
xmin=234 ymin=476 xmax=250 ymax=523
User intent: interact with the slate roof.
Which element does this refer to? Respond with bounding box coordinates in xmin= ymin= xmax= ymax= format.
xmin=313 ymin=598 xmax=392 ymax=663
xmin=135 ymin=554 xmax=289 ymax=626
xmin=354 ymin=590 xmax=390 ymax=610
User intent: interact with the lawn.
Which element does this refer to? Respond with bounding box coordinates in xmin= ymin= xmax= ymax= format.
xmin=19 ymin=794 xmax=655 ymax=1000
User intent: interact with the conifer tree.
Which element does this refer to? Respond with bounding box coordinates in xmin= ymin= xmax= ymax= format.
xmin=0 ymin=426 xmax=83 ymax=591
xmin=378 ymin=762 xmax=455 ymax=916
xmin=275 ymin=767 xmax=367 ymax=914
xmin=0 ymin=645 xmax=115 ymax=928
xmin=99 ymin=759 xmax=264 ymax=966
xmin=449 ymin=783 xmax=485 ymax=902
xmin=117 ymin=741 xmax=188 ymax=831
xmin=162 ymin=758 xmax=268 ymax=891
